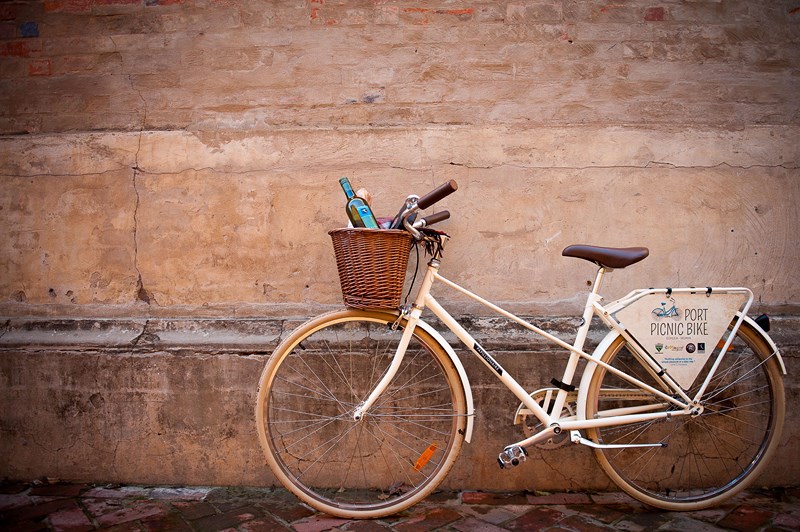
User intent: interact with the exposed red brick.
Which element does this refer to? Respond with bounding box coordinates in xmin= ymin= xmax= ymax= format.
xmin=172 ymin=501 xmax=216 ymax=520
xmin=716 ymin=505 xmax=774 ymax=532
xmin=0 ymin=4 xmax=17 ymax=21
xmin=600 ymin=4 xmax=625 ymax=14
xmin=461 ymin=491 xmax=529 ymax=505
xmin=404 ymin=7 xmax=473 ymax=16
xmin=461 ymin=491 xmax=490 ymax=504
xmin=0 ymin=22 xmax=15 ymax=39
xmin=557 ymin=514 xmax=615 ymax=531
xmin=95 ymin=501 xmax=167 ymax=527
xmin=644 ymin=6 xmax=666 ymax=21
xmin=437 ymin=9 xmax=474 ymax=16
xmin=29 ymin=482 xmax=86 ymax=497
xmin=395 ymin=507 xmax=462 ymax=532
xmin=1 ymin=498 xmax=77 ymax=523
xmin=48 ymin=505 xmax=94 ymax=532
xmin=527 ymin=492 xmax=592 ymax=505
xmin=43 ymin=0 xmax=92 ymax=13
xmin=93 ymin=0 xmax=142 ymax=5
xmin=1 ymin=41 xmax=33 ymax=57
xmin=567 ymin=503 xmax=629 ymax=524
xmin=190 ymin=506 xmax=263 ymax=531
xmin=774 ymin=512 xmax=800 ymax=530
xmin=506 ymin=507 xmax=565 ymax=530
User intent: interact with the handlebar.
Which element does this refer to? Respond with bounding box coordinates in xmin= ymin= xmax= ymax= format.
xmin=417 ymin=180 xmax=458 ymax=210
xmin=402 ymin=180 xmax=458 ymax=238
xmin=413 ymin=210 xmax=450 ymax=229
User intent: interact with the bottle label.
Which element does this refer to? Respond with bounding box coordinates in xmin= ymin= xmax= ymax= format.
xmin=357 ymin=205 xmax=379 ymax=228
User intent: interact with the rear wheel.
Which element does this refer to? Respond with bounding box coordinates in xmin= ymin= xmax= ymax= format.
xmin=586 ymin=321 xmax=784 ymax=510
xmin=256 ymin=310 xmax=467 ymax=518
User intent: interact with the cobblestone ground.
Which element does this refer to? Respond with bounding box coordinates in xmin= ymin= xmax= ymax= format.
xmin=1 ymin=481 xmax=798 ymax=531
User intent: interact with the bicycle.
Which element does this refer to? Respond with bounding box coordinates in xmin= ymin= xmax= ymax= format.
xmin=255 ymin=180 xmax=786 ymax=519
xmin=652 ymin=297 xmax=680 ymax=319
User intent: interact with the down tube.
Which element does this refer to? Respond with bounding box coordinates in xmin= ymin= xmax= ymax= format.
xmin=423 ymin=294 xmax=553 ymax=426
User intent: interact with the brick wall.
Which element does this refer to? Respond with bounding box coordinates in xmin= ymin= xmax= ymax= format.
xmin=1 ymin=2 xmax=798 ymax=134
xmin=0 ymin=1 xmax=798 ymax=489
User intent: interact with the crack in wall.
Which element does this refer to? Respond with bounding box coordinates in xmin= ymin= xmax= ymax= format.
xmin=132 ymin=168 xmax=151 ymax=306
xmin=129 ymin=318 xmax=150 ymax=347
xmin=108 ymin=34 xmax=154 ymax=309
xmin=127 ymin=75 xmax=155 ymax=307
xmin=3 ymin=161 xmax=797 ymax=181
xmin=441 ymin=161 xmax=799 ymax=171
xmin=64 ymin=161 xmax=800 ymax=180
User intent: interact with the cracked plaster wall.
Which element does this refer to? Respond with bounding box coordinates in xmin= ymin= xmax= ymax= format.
xmin=2 ymin=128 xmax=798 ymax=318
xmin=0 ymin=1 xmax=799 ymax=488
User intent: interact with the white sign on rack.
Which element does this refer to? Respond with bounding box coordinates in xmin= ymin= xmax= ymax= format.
xmin=614 ymin=291 xmax=748 ymax=390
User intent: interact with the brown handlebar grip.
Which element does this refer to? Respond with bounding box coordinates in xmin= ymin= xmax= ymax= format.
xmin=417 ymin=180 xmax=458 ymax=210
xmin=420 ymin=210 xmax=450 ymax=227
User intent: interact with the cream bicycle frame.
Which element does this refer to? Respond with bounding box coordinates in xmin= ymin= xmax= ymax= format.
xmin=353 ymin=245 xmax=757 ymax=451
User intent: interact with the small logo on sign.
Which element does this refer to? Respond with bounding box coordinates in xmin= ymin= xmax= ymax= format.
xmin=698 ymin=342 xmax=705 ymax=353
xmin=655 ymin=343 xmax=664 ymax=353
xmin=652 ymin=298 xmax=680 ymax=319
xmin=686 ymin=343 xmax=696 ymax=353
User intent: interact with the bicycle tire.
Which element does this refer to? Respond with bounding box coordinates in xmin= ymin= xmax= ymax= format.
xmin=255 ymin=309 xmax=468 ymax=518
xmin=585 ymin=321 xmax=784 ymax=510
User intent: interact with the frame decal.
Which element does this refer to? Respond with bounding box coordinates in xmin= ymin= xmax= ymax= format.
xmin=474 ymin=341 xmax=503 ymax=375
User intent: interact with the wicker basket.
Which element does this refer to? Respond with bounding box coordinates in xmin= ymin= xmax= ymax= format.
xmin=329 ymin=228 xmax=414 ymax=310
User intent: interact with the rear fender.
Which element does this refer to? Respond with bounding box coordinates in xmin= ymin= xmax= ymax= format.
xmin=739 ymin=313 xmax=786 ymax=375
xmin=575 ymin=330 xmax=622 ymax=422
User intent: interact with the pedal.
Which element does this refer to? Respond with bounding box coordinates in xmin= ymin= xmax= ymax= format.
xmin=497 ymin=445 xmax=528 ymax=469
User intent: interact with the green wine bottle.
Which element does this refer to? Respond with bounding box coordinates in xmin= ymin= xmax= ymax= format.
xmin=339 ymin=177 xmax=379 ymax=229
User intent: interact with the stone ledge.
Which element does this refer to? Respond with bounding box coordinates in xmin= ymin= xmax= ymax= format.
xmin=0 ymin=315 xmax=611 ymax=354
xmin=1 ymin=315 xmax=798 ymax=353
xmin=0 ymin=318 xmax=286 ymax=352
xmin=0 ymin=319 xmax=146 ymax=347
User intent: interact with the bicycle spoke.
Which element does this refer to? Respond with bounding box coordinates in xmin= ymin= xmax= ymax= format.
xmin=258 ymin=312 xmax=466 ymax=516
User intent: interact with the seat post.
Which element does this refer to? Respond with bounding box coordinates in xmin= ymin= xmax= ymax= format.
xmin=572 ymin=266 xmax=607 ymax=353
xmin=591 ymin=266 xmax=607 ymax=295
xmin=551 ymin=266 xmax=609 ymax=416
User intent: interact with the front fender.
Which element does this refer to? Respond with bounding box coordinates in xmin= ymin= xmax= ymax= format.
xmin=415 ymin=318 xmax=475 ymax=443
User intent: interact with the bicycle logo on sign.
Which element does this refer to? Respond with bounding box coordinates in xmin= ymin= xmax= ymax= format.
xmin=652 ymin=297 xmax=680 ymax=319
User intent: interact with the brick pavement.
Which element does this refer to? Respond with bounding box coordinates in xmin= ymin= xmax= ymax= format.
xmin=0 ymin=480 xmax=798 ymax=531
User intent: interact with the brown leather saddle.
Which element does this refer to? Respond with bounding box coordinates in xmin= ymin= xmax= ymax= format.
xmin=562 ymin=244 xmax=649 ymax=270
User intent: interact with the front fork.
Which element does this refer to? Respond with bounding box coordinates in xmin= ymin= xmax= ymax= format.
xmin=352 ymin=305 xmax=423 ymax=421
xmin=352 ymin=257 xmax=441 ymax=421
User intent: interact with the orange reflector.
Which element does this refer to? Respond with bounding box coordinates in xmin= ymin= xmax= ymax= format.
xmin=413 ymin=443 xmax=438 ymax=472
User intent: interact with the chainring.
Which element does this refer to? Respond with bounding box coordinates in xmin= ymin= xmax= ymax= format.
xmin=515 ymin=388 xmax=577 ymax=450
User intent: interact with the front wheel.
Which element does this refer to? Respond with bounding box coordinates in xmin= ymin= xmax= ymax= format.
xmin=585 ymin=321 xmax=784 ymax=510
xmin=255 ymin=309 xmax=468 ymax=518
